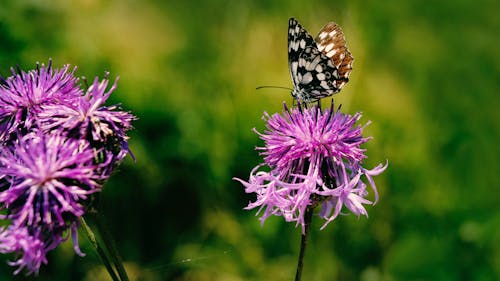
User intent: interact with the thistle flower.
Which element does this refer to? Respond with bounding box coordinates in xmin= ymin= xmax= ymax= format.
xmin=0 ymin=225 xmax=48 ymax=275
xmin=0 ymin=131 xmax=104 ymax=273
xmin=38 ymin=75 xmax=135 ymax=144
xmin=0 ymin=131 xmax=103 ymax=226
xmin=0 ymin=61 xmax=136 ymax=276
xmin=0 ymin=61 xmax=82 ymax=139
xmin=38 ymin=75 xmax=136 ymax=168
xmin=234 ymin=103 xmax=387 ymax=232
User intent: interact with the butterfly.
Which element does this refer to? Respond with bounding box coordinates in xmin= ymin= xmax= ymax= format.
xmin=288 ymin=17 xmax=353 ymax=103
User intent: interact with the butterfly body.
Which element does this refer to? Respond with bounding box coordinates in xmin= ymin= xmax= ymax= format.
xmin=288 ymin=18 xmax=353 ymax=103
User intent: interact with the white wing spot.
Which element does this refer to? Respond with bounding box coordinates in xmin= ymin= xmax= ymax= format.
xmin=306 ymin=55 xmax=321 ymax=71
xmin=299 ymin=39 xmax=306 ymax=49
xmin=301 ymin=72 xmax=313 ymax=84
xmin=325 ymin=43 xmax=334 ymax=52
xmin=298 ymin=58 xmax=307 ymax=67
xmin=291 ymin=62 xmax=298 ymax=75
xmin=315 ymin=64 xmax=323 ymax=72
xmin=316 ymin=73 xmax=326 ymax=81
xmin=326 ymin=49 xmax=338 ymax=58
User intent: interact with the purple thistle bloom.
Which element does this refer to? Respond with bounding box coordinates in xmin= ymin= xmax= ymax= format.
xmin=0 ymin=225 xmax=47 ymax=275
xmin=0 ymin=132 xmax=103 ymax=228
xmin=234 ymin=103 xmax=387 ymax=232
xmin=0 ymin=131 xmax=104 ymax=273
xmin=39 ymin=75 xmax=134 ymax=142
xmin=0 ymin=61 xmax=82 ymax=138
xmin=0 ymin=61 xmax=136 ymax=275
xmin=38 ymin=75 xmax=136 ymax=165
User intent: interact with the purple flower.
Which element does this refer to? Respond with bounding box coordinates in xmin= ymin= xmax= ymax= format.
xmin=0 ymin=61 xmax=136 ymax=275
xmin=0 ymin=131 xmax=103 ymax=273
xmin=0 ymin=132 xmax=103 ymax=228
xmin=0 ymin=225 xmax=48 ymax=275
xmin=38 ymin=75 xmax=136 ymax=166
xmin=39 ymin=75 xmax=134 ymax=142
xmin=234 ymin=103 xmax=387 ymax=232
xmin=0 ymin=61 xmax=82 ymax=138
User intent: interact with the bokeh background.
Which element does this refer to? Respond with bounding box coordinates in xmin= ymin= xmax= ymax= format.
xmin=1 ymin=0 xmax=499 ymax=280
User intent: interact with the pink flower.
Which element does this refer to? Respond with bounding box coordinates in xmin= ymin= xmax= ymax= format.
xmin=234 ymin=102 xmax=387 ymax=232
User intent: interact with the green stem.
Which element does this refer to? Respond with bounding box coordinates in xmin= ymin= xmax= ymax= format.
xmin=81 ymin=217 xmax=120 ymax=281
xmin=295 ymin=207 xmax=313 ymax=281
xmin=88 ymin=209 xmax=130 ymax=281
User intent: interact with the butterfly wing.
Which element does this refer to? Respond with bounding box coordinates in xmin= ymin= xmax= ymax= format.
xmin=288 ymin=18 xmax=349 ymax=102
xmin=315 ymin=22 xmax=353 ymax=91
xmin=288 ymin=18 xmax=317 ymax=89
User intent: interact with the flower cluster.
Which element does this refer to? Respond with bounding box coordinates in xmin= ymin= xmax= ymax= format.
xmin=234 ymin=102 xmax=387 ymax=232
xmin=0 ymin=61 xmax=136 ymax=274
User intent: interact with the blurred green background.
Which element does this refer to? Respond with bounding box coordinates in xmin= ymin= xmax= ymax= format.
xmin=1 ymin=0 xmax=499 ymax=280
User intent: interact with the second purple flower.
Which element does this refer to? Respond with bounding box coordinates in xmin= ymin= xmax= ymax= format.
xmin=235 ymin=102 xmax=387 ymax=232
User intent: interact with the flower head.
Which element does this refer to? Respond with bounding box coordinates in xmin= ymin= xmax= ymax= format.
xmin=0 ymin=127 xmax=104 ymax=275
xmin=0 ymin=61 xmax=135 ymax=274
xmin=0 ymin=131 xmax=104 ymax=228
xmin=39 ymin=75 xmax=135 ymax=143
xmin=0 ymin=61 xmax=82 ymax=138
xmin=258 ymin=103 xmax=369 ymax=169
xmin=38 ymin=75 xmax=136 ymax=168
xmin=234 ymin=103 xmax=387 ymax=232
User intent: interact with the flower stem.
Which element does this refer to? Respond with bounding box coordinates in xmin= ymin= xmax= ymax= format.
xmin=88 ymin=208 xmax=130 ymax=281
xmin=81 ymin=217 xmax=120 ymax=281
xmin=295 ymin=207 xmax=313 ymax=281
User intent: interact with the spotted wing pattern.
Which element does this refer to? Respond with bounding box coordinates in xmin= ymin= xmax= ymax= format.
xmin=288 ymin=18 xmax=353 ymax=102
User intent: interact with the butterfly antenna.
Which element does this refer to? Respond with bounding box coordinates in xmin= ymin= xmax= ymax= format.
xmin=256 ymin=85 xmax=293 ymax=91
